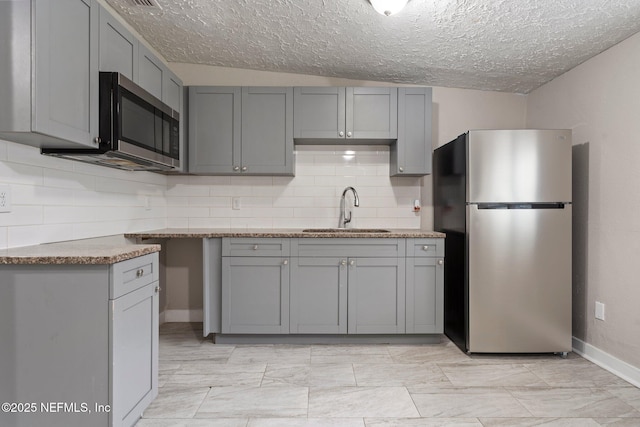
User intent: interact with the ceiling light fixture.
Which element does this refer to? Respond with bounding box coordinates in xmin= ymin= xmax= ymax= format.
xmin=369 ymin=0 xmax=409 ymax=16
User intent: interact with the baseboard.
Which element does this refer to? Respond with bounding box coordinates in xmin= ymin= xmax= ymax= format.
xmin=164 ymin=309 xmax=203 ymax=323
xmin=572 ymin=336 xmax=640 ymax=388
xmin=159 ymin=310 xmax=166 ymax=325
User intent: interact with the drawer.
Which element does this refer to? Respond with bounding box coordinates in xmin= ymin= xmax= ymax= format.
xmin=110 ymin=253 xmax=159 ymax=299
xmin=293 ymin=238 xmax=404 ymax=258
xmin=406 ymin=238 xmax=444 ymax=257
xmin=222 ymin=238 xmax=291 ymax=257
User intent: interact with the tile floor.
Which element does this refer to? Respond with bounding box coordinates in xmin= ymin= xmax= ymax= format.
xmin=136 ymin=323 xmax=640 ymax=426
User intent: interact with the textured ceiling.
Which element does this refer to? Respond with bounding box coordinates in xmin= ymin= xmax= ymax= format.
xmin=105 ymin=0 xmax=640 ymax=93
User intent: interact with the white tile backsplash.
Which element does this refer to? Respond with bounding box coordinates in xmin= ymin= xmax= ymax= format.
xmin=166 ymin=146 xmax=421 ymax=230
xmin=0 ymin=141 xmax=422 ymax=249
xmin=0 ymin=139 xmax=168 ymax=249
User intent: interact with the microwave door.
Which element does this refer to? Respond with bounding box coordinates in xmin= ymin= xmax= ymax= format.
xmin=121 ymin=90 xmax=156 ymax=152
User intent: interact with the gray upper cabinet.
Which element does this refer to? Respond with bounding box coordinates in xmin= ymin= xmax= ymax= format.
xmin=294 ymin=87 xmax=397 ymax=143
xmin=189 ymin=86 xmax=294 ymax=175
xmin=189 ymin=86 xmax=241 ymax=174
xmin=98 ymin=4 xmax=138 ymax=80
xmin=0 ymin=0 xmax=100 ymax=149
xmin=391 ymin=87 xmax=433 ymax=176
xmin=137 ymin=43 xmax=164 ymax=101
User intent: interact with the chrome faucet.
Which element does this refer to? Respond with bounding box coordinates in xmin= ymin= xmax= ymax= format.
xmin=340 ymin=186 xmax=360 ymax=228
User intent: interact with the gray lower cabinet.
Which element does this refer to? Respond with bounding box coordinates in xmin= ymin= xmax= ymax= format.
xmin=290 ymin=257 xmax=348 ymax=334
xmin=0 ymin=0 xmax=100 ymax=149
xmin=189 ymin=87 xmax=294 ymax=175
xmin=391 ymin=87 xmax=433 ymax=176
xmin=405 ymin=238 xmax=445 ymax=333
xmin=0 ymin=253 xmax=159 ymax=427
xmin=221 ymin=238 xmax=291 ymax=333
xmin=347 ymin=257 xmax=406 ymax=334
xmin=293 ymin=87 xmax=398 ymax=142
xmin=215 ymin=237 xmax=443 ymax=337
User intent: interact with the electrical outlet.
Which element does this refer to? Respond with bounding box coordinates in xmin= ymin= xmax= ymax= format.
xmin=595 ymin=301 xmax=605 ymax=321
xmin=0 ymin=185 xmax=11 ymax=213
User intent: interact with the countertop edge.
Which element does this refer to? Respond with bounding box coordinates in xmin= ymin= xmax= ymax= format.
xmin=0 ymin=244 xmax=161 ymax=265
xmin=125 ymin=228 xmax=446 ymax=239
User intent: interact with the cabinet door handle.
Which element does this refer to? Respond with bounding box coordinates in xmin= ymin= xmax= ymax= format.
xmin=155 ymin=286 xmax=161 ymax=293
xmin=399 ymin=167 xmax=404 ymax=172
xmin=233 ymin=166 xmax=240 ymax=171
xmin=242 ymin=166 xmax=248 ymax=172
xmin=282 ymin=259 xmax=288 ymax=265
xmin=438 ymin=259 xmax=444 ymax=265
xmin=349 ymin=260 xmax=356 ymax=266
xmin=340 ymin=259 xmax=347 ymax=266
xmin=253 ymin=245 xmax=259 ymax=250
xmin=136 ymin=269 xmax=144 ymax=277
xmin=339 ymin=131 xmax=345 ymax=137
xmin=346 ymin=131 xmax=352 ymax=138
xmin=422 ymin=245 xmax=430 ymax=251
xmin=94 ymin=137 xmax=101 ymax=145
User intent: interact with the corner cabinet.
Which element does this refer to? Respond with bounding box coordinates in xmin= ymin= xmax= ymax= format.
xmin=189 ymin=87 xmax=294 ymax=175
xmin=0 ymin=0 xmax=100 ymax=149
xmin=293 ymin=87 xmax=398 ymax=143
xmin=391 ymin=87 xmax=433 ymax=176
xmin=0 ymin=253 xmax=160 ymax=427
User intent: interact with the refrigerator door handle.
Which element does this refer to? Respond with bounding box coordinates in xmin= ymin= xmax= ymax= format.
xmin=475 ymin=202 xmax=567 ymax=210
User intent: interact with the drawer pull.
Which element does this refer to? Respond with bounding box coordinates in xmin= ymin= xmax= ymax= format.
xmin=155 ymin=286 xmax=161 ymax=293
xmin=136 ymin=269 xmax=144 ymax=277
xmin=349 ymin=260 xmax=356 ymax=266
xmin=340 ymin=259 xmax=347 ymax=266
xmin=282 ymin=259 xmax=288 ymax=265
xmin=253 ymin=245 xmax=259 ymax=250
xmin=438 ymin=259 xmax=444 ymax=265
xmin=422 ymin=245 xmax=430 ymax=251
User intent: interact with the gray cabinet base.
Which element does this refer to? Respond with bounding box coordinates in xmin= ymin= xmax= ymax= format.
xmin=214 ymin=334 xmax=443 ymax=345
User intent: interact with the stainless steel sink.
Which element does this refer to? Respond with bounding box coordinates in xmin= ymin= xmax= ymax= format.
xmin=302 ymin=228 xmax=390 ymax=233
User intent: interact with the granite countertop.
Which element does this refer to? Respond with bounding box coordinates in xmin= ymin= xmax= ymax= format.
xmin=0 ymin=241 xmax=161 ymax=265
xmin=125 ymin=228 xmax=446 ymax=239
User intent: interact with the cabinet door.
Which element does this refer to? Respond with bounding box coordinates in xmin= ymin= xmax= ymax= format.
xmin=221 ymin=257 xmax=290 ymax=333
xmin=391 ymin=87 xmax=432 ymax=176
xmin=290 ymin=257 xmax=348 ymax=334
xmin=189 ymin=86 xmax=241 ymax=174
xmin=137 ymin=43 xmax=163 ymax=101
xmin=163 ymin=69 xmax=182 ymax=113
xmin=33 ymin=0 xmax=99 ymax=147
xmin=347 ymin=257 xmax=405 ymax=334
xmin=111 ymin=282 xmax=159 ymax=427
xmin=293 ymin=87 xmax=346 ymax=139
xmin=347 ymin=87 xmax=397 ymax=140
xmin=241 ymin=87 xmax=294 ymax=175
xmin=98 ymin=4 xmax=137 ymax=80
xmin=406 ymin=257 xmax=443 ymax=333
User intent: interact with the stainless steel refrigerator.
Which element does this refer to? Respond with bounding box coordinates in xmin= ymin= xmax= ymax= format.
xmin=433 ymin=129 xmax=572 ymax=354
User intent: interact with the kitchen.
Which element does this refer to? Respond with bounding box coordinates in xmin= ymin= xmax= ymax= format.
xmin=1 ymin=0 xmax=640 ymax=426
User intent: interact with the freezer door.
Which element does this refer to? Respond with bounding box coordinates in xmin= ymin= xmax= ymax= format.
xmin=467 ymin=129 xmax=572 ymax=203
xmin=467 ymin=204 xmax=572 ymax=353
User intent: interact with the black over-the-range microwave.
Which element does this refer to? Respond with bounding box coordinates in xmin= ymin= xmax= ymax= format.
xmin=42 ymin=72 xmax=180 ymax=171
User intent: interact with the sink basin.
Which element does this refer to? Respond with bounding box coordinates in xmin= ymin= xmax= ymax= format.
xmin=302 ymin=228 xmax=390 ymax=233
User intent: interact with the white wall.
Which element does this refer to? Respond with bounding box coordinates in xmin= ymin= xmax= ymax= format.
xmin=527 ymin=31 xmax=640 ymax=368
xmin=0 ymin=140 xmax=167 ymax=249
